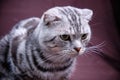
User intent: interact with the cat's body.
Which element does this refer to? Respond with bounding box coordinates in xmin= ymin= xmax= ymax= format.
xmin=0 ymin=6 xmax=93 ymax=80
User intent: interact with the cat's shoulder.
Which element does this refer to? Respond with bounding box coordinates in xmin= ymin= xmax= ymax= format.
xmin=0 ymin=17 xmax=40 ymax=59
xmin=10 ymin=17 xmax=40 ymax=38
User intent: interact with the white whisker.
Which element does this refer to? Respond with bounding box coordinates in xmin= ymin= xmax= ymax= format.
xmin=84 ymin=41 xmax=106 ymax=55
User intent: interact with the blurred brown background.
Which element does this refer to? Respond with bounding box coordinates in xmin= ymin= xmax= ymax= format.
xmin=0 ymin=0 xmax=120 ymax=80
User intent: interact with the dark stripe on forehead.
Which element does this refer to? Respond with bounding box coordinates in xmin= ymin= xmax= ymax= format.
xmin=62 ymin=8 xmax=75 ymax=30
xmin=73 ymin=9 xmax=82 ymax=25
xmin=58 ymin=7 xmax=82 ymax=38
xmin=67 ymin=7 xmax=77 ymax=21
xmin=58 ymin=7 xmax=81 ymax=28
xmin=67 ymin=7 xmax=81 ymax=36
xmin=57 ymin=8 xmax=68 ymax=18
xmin=58 ymin=8 xmax=75 ymax=30
xmin=73 ymin=9 xmax=82 ymax=31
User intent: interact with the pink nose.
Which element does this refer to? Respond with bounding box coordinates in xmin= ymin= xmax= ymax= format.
xmin=74 ymin=47 xmax=81 ymax=52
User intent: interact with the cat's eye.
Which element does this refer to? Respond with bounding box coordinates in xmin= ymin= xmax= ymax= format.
xmin=81 ymin=33 xmax=88 ymax=40
xmin=60 ymin=35 xmax=71 ymax=41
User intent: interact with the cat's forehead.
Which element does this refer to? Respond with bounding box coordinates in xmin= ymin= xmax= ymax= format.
xmin=44 ymin=6 xmax=93 ymax=24
xmin=55 ymin=26 xmax=76 ymax=34
xmin=45 ymin=6 xmax=81 ymax=19
xmin=42 ymin=6 xmax=92 ymax=35
xmin=45 ymin=6 xmax=82 ymax=31
xmin=54 ymin=24 xmax=90 ymax=35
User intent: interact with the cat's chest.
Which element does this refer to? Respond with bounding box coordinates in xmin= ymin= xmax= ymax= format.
xmin=16 ymin=68 xmax=70 ymax=80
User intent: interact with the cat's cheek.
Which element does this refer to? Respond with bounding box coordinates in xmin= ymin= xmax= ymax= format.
xmin=50 ymin=47 xmax=61 ymax=52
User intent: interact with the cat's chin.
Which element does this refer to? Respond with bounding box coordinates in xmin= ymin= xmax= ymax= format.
xmin=68 ymin=52 xmax=79 ymax=57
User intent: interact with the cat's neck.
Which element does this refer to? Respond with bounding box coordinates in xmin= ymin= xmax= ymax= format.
xmin=29 ymin=40 xmax=74 ymax=64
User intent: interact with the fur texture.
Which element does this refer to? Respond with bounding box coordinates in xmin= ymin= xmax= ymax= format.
xmin=0 ymin=6 xmax=93 ymax=80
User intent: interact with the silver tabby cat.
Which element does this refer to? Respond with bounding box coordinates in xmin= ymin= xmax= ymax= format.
xmin=0 ymin=6 xmax=93 ymax=80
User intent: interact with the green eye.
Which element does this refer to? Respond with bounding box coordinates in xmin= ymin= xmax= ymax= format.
xmin=60 ymin=35 xmax=71 ymax=41
xmin=81 ymin=33 xmax=88 ymax=40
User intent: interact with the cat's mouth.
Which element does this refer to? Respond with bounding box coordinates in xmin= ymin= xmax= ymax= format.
xmin=47 ymin=46 xmax=86 ymax=58
xmin=57 ymin=50 xmax=80 ymax=58
xmin=65 ymin=48 xmax=86 ymax=57
xmin=68 ymin=52 xmax=79 ymax=57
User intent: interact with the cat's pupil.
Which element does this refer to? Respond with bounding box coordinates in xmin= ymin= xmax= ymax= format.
xmin=60 ymin=35 xmax=71 ymax=41
xmin=81 ymin=34 xmax=87 ymax=40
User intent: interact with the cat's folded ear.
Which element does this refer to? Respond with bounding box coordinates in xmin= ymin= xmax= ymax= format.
xmin=81 ymin=9 xmax=93 ymax=21
xmin=43 ymin=14 xmax=61 ymax=26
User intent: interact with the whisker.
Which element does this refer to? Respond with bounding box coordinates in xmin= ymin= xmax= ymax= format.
xmin=90 ymin=22 xmax=103 ymax=27
xmin=88 ymin=41 xmax=106 ymax=50
xmin=52 ymin=52 xmax=70 ymax=62
xmin=38 ymin=52 xmax=68 ymax=63
xmin=53 ymin=54 xmax=67 ymax=62
xmin=38 ymin=53 xmax=55 ymax=63
xmin=84 ymin=41 xmax=106 ymax=56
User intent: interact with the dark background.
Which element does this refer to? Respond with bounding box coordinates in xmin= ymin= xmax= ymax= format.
xmin=0 ymin=0 xmax=120 ymax=80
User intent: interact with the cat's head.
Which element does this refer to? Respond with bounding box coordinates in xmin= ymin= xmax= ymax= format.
xmin=34 ymin=6 xmax=93 ymax=58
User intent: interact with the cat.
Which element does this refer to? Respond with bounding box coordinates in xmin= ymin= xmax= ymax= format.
xmin=0 ymin=6 xmax=93 ymax=80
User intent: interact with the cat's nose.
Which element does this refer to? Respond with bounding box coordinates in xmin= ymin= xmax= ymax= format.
xmin=74 ymin=47 xmax=81 ymax=52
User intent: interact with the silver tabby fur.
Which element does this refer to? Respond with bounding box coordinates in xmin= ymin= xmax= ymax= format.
xmin=0 ymin=6 xmax=93 ymax=80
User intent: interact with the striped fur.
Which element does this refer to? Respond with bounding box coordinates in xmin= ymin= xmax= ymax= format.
xmin=0 ymin=6 xmax=93 ymax=80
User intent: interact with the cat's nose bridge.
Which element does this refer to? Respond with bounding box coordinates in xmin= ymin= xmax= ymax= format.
xmin=72 ymin=40 xmax=82 ymax=52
